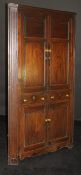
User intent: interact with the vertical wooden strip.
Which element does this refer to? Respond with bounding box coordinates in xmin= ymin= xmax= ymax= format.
xmin=8 ymin=3 xmax=18 ymax=165
xmin=68 ymin=16 xmax=75 ymax=146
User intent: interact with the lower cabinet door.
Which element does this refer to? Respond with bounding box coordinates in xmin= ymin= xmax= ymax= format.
xmin=47 ymin=102 xmax=69 ymax=144
xmin=19 ymin=105 xmax=46 ymax=159
xmin=19 ymin=102 xmax=69 ymax=159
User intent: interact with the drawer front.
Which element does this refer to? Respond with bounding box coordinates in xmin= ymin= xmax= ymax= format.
xmin=22 ymin=92 xmax=46 ymax=106
xmin=47 ymin=90 xmax=70 ymax=103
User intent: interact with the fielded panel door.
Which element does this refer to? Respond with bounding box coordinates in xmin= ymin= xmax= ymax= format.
xmin=47 ymin=102 xmax=69 ymax=144
xmin=18 ymin=10 xmax=49 ymax=90
xmin=50 ymin=16 xmax=71 ymax=88
xmin=18 ymin=8 xmax=49 ymax=159
xmin=47 ymin=15 xmax=75 ymax=145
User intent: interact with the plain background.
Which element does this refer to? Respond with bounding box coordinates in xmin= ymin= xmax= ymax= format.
xmin=0 ymin=0 xmax=81 ymax=120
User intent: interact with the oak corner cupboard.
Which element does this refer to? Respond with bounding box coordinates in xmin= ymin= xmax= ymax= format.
xmin=8 ymin=3 xmax=75 ymax=165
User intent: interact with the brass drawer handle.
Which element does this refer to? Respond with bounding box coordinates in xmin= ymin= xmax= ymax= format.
xmin=45 ymin=49 xmax=51 ymax=53
xmin=45 ymin=119 xmax=48 ymax=122
xmin=45 ymin=119 xmax=51 ymax=122
xmin=50 ymin=96 xmax=54 ymax=99
xmin=47 ymin=118 xmax=51 ymax=122
xmin=23 ymin=99 xmax=28 ymax=102
xmin=66 ymin=94 xmax=69 ymax=97
xmin=41 ymin=97 xmax=45 ymax=101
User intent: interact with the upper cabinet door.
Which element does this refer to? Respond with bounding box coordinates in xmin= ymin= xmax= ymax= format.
xmin=18 ymin=11 xmax=48 ymax=91
xmin=49 ymin=16 xmax=71 ymax=89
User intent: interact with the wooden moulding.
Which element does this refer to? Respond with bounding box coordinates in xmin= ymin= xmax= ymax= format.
xmin=8 ymin=3 xmax=19 ymax=165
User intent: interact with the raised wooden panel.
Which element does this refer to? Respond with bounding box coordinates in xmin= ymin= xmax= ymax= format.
xmin=24 ymin=16 xmax=45 ymax=37
xmin=50 ymin=41 xmax=69 ymax=86
xmin=24 ymin=41 xmax=45 ymax=88
xmin=25 ymin=111 xmax=45 ymax=146
xmin=51 ymin=18 xmax=68 ymax=39
xmin=47 ymin=103 xmax=68 ymax=143
xmin=24 ymin=107 xmax=46 ymax=148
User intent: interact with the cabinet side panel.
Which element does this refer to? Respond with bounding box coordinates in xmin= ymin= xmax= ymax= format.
xmin=8 ymin=3 xmax=18 ymax=165
xmin=68 ymin=17 xmax=75 ymax=146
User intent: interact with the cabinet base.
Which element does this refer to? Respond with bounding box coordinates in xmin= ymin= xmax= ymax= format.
xmin=20 ymin=140 xmax=70 ymax=160
xmin=8 ymin=143 xmax=73 ymax=165
xmin=8 ymin=156 xmax=19 ymax=165
xmin=67 ymin=144 xmax=73 ymax=149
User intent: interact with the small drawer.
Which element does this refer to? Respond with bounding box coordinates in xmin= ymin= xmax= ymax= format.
xmin=22 ymin=92 xmax=46 ymax=105
xmin=47 ymin=90 xmax=70 ymax=102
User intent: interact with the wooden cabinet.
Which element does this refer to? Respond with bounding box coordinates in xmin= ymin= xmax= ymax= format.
xmin=8 ymin=3 xmax=75 ymax=165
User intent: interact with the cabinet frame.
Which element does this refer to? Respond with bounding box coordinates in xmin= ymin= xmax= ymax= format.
xmin=8 ymin=3 xmax=75 ymax=165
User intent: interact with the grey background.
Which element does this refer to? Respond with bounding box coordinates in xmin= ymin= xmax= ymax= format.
xmin=0 ymin=0 xmax=81 ymax=120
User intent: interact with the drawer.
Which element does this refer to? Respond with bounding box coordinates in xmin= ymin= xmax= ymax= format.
xmin=22 ymin=92 xmax=46 ymax=105
xmin=47 ymin=90 xmax=70 ymax=102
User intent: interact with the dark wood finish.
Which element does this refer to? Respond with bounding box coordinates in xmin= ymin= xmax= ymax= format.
xmin=47 ymin=103 xmax=69 ymax=143
xmin=50 ymin=41 xmax=68 ymax=85
xmin=24 ymin=41 xmax=44 ymax=87
xmin=8 ymin=3 xmax=75 ymax=165
xmin=19 ymin=105 xmax=46 ymax=159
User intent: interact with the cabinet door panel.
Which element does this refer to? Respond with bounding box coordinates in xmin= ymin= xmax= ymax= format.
xmin=47 ymin=103 xmax=68 ymax=143
xmin=50 ymin=18 xmax=70 ymax=88
xmin=50 ymin=41 xmax=69 ymax=86
xmin=24 ymin=16 xmax=45 ymax=37
xmin=51 ymin=19 xmax=68 ymax=39
xmin=24 ymin=41 xmax=45 ymax=88
xmin=19 ymin=106 xmax=46 ymax=157
xmin=25 ymin=110 xmax=45 ymax=147
xmin=22 ymin=15 xmax=47 ymax=91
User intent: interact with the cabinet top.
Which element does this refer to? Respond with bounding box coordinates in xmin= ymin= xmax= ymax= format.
xmin=8 ymin=3 xmax=76 ymax=16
